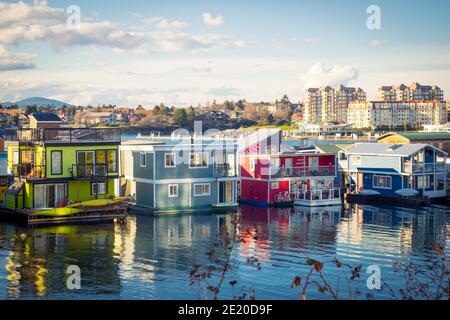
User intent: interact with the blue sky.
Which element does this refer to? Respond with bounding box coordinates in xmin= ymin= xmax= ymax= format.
xmin=1 ymin=0 xmax=450 ymax=106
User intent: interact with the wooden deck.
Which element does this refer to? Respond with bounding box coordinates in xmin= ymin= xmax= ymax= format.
xmin=0 ymin=204 xmax=128 ymax=226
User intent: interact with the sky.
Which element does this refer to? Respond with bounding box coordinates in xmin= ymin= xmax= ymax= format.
xmin=1 ymin=0 xmax=450 ymax=107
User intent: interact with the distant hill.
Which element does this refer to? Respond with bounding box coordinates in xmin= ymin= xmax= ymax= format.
xmin=0 ymin=97 xmax=73 ymax=109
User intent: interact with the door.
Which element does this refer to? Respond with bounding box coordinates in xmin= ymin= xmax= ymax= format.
xmin=77 ymin=151 xmax=95 ymax=177
xmin=227 ymin=154 xmax=235 ymax=176
xmin=284 ymin=158 xmax=293 ymax=176
xmin=34 ymin=184 xmax=66 ymax=209
xmin=357 ymin=173 xmax=364 ymax=192
xmin=225 ymin=181 xmax=233 ymax=203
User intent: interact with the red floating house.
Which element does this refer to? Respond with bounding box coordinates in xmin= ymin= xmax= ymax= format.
xmin=239 ymin=129 xmax=341 ymax=207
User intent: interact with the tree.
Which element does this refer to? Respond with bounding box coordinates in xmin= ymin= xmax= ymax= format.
xmin=258 ymin=108 xmax=273 ymax=126
xmin=25 ymin=105 xmax=38 ymax=115
xmin=172 ymin=108 xmax=188 ymax=127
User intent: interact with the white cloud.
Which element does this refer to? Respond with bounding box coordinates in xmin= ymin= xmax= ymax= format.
xmin=0 ymin=46 xmax=36 ymax=71
xmin=304 ymin=37 xmax=321 ymax=44
xmin=202 ymin=13 xmax=225 ymax=27
xmin=0 ymin=1 xmax=244 ymax=58
xmin=368 ymin=39 xmax=385 ymax=47
xmin=298 ymin=63 xmax=359 ymax=88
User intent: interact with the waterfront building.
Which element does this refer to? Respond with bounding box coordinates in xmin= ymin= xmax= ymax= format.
xmin=341 ymin=143 xmax=447 ymax=199
xmin=75 ymin=111 xmax=118 ymax=126
xmin=347 ymin=101 xmax=447 ymax=129
xmin=3 ymin=113 xmax=121 ymax=210
xmin=376 ymin=83 xmax=444 ymax=102
xmin=119 ymin=140 xmax=239 ymax=213
xmin=377 ymin=132 xmax=450 ymax=155
xmin=303 ymin=85 xmax=366 ymax=124
xmin=0 ymin=152 xmax=8 ymax=204
xmin=239 ymin=129 xmax=340 ymax=207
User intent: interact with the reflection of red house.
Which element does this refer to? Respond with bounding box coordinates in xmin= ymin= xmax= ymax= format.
xmin=240 ymin=152 xmax=337 ymax=207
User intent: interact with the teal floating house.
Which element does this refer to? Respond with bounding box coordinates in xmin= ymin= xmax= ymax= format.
xmin=119 ymin=140 xmax=239 ymax=213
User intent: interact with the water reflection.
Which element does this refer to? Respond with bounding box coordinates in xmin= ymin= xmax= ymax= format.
xmin=0 ymin=204 xmax=448 ymax=300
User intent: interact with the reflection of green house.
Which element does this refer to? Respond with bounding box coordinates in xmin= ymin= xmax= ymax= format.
xmin=4 ymin=113 xmax=121 ymax=211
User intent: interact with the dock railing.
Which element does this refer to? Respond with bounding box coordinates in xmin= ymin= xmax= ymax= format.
xmin=294 ymin=188 xmax=341 ymax=202
xmin=403 ymin=162 xmax=446 ymax=174
xmin=5 ymin=128 xmax=121 ymax=144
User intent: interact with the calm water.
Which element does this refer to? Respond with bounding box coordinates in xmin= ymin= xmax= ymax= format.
xmin=0 ymin=204 xmax=448 ymax=300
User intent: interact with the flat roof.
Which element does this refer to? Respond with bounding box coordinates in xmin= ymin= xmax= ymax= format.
xmin=378 ymin=132 xmax=450 ymax=141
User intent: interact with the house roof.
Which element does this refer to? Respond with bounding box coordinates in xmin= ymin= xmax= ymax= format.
xmin=316 ymin=143 xmax=354 ymax=154
xmin=345 ymin=142 xmax=445 ymax=157
xmin=30 ymin=112 xmax=62 ymax=122
xmin=378 ymin=132 xmax=450 ymax=142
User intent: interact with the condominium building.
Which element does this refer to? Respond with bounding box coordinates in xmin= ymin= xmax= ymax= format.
xmin=376 ymin=83 xmax=444 ymax=102
xmin=347 ymin=101 xmax=447 ymax=129
xmin=303 ymin=85 xmax=366 ymax=124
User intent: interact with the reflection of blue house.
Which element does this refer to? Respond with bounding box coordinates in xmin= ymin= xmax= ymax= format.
xmin=342 ymin=143 xmax=447 ymax=199
xmin=119 ymin=141 xmax=239 ymax=213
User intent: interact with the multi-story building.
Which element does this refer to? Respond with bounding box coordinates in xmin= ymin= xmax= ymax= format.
xmin=4 ymin=113 xmax=121 ymax=211
xmin=348 ymin=101 xmax=447 ymax=129
xmin=119 ymin=140 xmax=239 ymax=213
xmin=303 ymin=85 xmax=366 ymax=124
xmin=376 ymin=83 xmax=444 ymax=102
xmin=342 ymin=143 xmax=447 ymax=199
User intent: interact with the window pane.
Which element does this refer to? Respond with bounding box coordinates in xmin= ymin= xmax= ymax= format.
xmin=107 ymin=150 xmax=117 ymax=172
xmin=51 ymin=151 xmax=62 ymax=175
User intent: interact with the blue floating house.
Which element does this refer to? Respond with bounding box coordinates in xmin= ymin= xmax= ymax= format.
xmin=341 ymin=143 xmax=447 ymax=199
xmin=119 ymin=140 xmax=239 ymax=213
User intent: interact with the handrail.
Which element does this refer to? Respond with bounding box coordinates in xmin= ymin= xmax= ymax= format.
xmin=271 ymin=166 xmax=336 ymax=178
xmin=4 ymin=128 xmax=121 ymax=143
xmin=294 ymin=188 xmax=341 ymax=201
xmin=403 ymin=162 xmax=446 ymax=173
xmin=72 ymin=164 xmax=109 ymax=179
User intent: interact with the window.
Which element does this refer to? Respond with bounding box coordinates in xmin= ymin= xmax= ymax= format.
xmin=271 ymin=182 xmax=279 ymax=189
xmin=168 ymin=184 xmax=178 ymax=197
xmin=194 ymin=183 xmax=210 ymax=196
xmin=107 ymin=150 xmax=118 ymax=172
xmin=140 ymin=152 xmax=147 ymax=167
xmin=91 ymin=182 xmax=107 ymax=195
xmin=165 ymin=153 xmax=176 ymax=168
xmin=373 ymin=175 xmax=392 ymax=189
xmin=250 ymin=158 xmax=256 ymax=172
xmin=417 ymin=175 xmax=430 ymax=188
xmin=51 ymin=150 xmax=62 ymax=175
xmin=436 ymin=177 xmax=445 ymax=191
xmin=12 ymin=149 xmax=19 ymax=165
xmin=190 ymin=153 xmax=208 ymax=168
xmin=351 ymin=156 xmax=362 ymax=165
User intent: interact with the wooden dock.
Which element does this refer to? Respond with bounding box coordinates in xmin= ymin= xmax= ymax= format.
xmin=0 ymin=204 xmax=128 ymax=226
xmin=346 ymin=193 xmax=431 ymax=208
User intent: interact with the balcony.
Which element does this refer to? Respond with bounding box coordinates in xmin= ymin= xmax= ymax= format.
xmin=214 ymin=164 xmax=237 ymax=178
xmin=271 ymin=166 xmax=336 ymax=179
xmin=4 ymin=128 xmax=121 ymax=144
xmin=403 ymin=162 xmax=446 ymax=174
xmin=72 ymin=164 xmax=110 ymax=179
xmin=12 ymin=164 xmax=46 ymax=180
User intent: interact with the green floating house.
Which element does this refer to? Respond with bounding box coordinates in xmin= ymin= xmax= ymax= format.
xmin=4 ymin=113 xmax=121 ymax=211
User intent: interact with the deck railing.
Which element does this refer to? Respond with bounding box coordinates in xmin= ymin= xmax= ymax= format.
xmin=403 ymin=162 xmax=446 ymax=174
xmin=4 ymin=128 xmax=121 ymax=143
xmin=12 ymin=164 xmax=46 ymax=179
xmin=271 ymin=166 xmax=336 ymax=178
xmin=72 ymin=164 xmax=109 ymax=179
xmin=294 ymin=188 xmax=341 ymax=201
xmin=214 ymin=164 xmax=237 ymax=178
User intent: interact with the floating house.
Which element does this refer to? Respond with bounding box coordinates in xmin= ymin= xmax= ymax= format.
xmin=342 ymin=143 xmax=447 ymax=200
xmin=377 ymin=132 xmax=450 ymax=155
xmin=239 ymin=129 xmax=341 ymax=207
xmin=0 ymin=151 xmax=8 ymax=204
xmin=3 ymin=113 xmax=121 ymax=211
xmin=119 ymin=140 xmax=239 ymax=213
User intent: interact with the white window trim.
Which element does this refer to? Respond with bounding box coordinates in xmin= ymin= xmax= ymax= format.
xmin=164 ymin=153 xmax=176 ymax=168
xmin=91 ymin=181 xmax=107 ymax=195
xmin=417 ymin=175 xmax=431 ymax=188
xmin=193 ymin=183 xmax=211 ymax=196
xmin=271 ymin=182 xmax=279 ymax=189
xmin=168 ymin=184 xmax=179 ymax=198
xmin=140 ymin=152 xmax=147 ymax=167
xmin=372 ymin=175 xmax=392 ymax=189
xmin=250 ymin=158 xmax=256 ymax=172
xmin=189 ymin=152 xmax=209 ymax=169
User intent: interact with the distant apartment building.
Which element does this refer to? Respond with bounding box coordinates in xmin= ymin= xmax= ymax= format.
xmin=347 ymin=101 xmax=447 ymax=129
xmin=303 ymin=85 xmax=366 ymax=124
xmin=376 ymin=83 xmax=444 ymax=102
xmin=76 ymin=112 xmax=117 ymax=126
